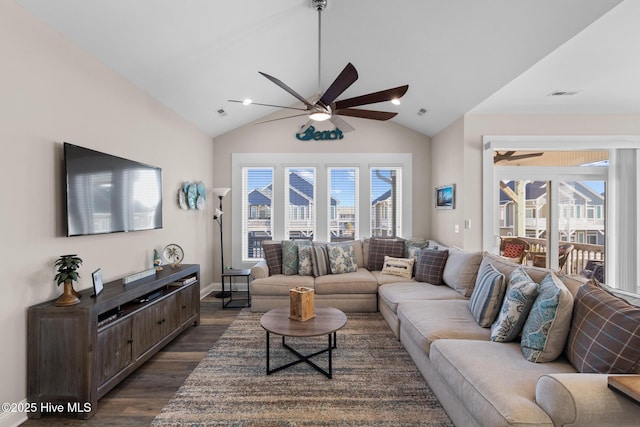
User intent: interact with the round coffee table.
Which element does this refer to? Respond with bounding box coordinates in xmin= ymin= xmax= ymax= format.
xmin=260 ymin=306 xmax=347 ymax=378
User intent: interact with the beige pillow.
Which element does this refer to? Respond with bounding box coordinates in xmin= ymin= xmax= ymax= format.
xmin=381 ymin=256 xmax=415 ymax=279
xmin=442 ymin=248 xmax=482 ymax=297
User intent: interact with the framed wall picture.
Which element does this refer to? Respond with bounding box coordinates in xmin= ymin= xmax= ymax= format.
xmin=92 ymin=268 xmax=104 ymax=297
xmin=435 ymin=184 xmax=455 ymax=209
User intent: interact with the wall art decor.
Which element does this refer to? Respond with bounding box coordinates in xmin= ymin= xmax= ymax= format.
xmin=435 ymin=184 xmax=455 ymax=209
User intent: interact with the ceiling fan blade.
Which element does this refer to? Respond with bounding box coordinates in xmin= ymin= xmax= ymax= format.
xmin=318 ymin=62 xmax=358 ymax=107
xmin=507 ymin=153 xmax=544 ymax=161
xmin=258 ymin=71 xmax=314 ymax=109
xmin=228 ymin=100 xmax=308 ymax=111
xmin=254 ymin=113 xmax=309 ymax=125
xmin=335 ymin=108 xmax=397 ymax=121
xmin=329 ymin=115 xmax=355 ymax=133
xmin=334 ymin=85 xmax=409 ymax=109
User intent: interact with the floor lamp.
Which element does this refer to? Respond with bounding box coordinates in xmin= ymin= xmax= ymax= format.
xmin=212 ymin=187 xmax=231 ymax=298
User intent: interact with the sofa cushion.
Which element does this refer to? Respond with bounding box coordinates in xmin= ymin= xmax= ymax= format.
xmin=381 ymin=256 xmax=415 ymax=278
xmin=298 ymin=246 xmax=313 ymax=276
xmin=414 ymin=249 xmax=449 ymax=285
xmin=310 ymin=244 xmax=331 ymax=277
xmin=250 ymin=274 xmax=315 ymax=296
xmin=442 ymin=248 xmax=482 ymax=297
xmin=479 ymin=252 xmax=550 ymax=285
xmin=429 ymin=339 xmax=576 ymax=427
xmin=521 ymin=273 xmax=574 ymax=363
xmin=313 ymin=269 xmax=378 ymax=295
xmin=491 ymin=267 xmax=539 ymax=342
xmin=379 ymin=282 xmax=466 ymax=313
xmin=398 ymin=300 xmax=490 ymax=356
xmin=565 ymin=282 xmax=640 ymax=374
xmin=371 ymin=271 xmax=416 ymax=286
xmin=327 ymin=242 xmax=358 ymax=274
xmin=367 ymin=238 xmax=405 ymax=271
xmin=262 ymin=241 xmax=282 ymax=275
xmin=469 ymin=263 xmax=506 ymax=327
xmin=350 ymin=240 xmax=365 ymax=268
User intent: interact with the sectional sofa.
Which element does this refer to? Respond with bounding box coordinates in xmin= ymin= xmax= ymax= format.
xmin=250 ymin=238 xmax=640 ymax=427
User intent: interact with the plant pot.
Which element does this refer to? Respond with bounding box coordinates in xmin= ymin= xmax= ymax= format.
xmin=55 ymin=280 xmax=80 ymax=307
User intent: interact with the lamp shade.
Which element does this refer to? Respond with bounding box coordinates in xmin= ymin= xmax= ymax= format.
xmin=212 ymin=187 xmax=231 ymax=198
xmin=213 ymin=208 xmax=223 ymax=219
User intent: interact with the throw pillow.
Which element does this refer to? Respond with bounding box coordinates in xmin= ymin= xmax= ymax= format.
xmin=469 ymin=262 xmax=506 ymax=327
xmin=520 ymin=273 xmax=574 ymax=363
xmin=327 ymin=243 xmax=358 ymax=274
xmin=404 ymin=239 xmax=429 ymax=259
xmin=503 ymin=242 xmax=525 ymax=258
xmin=381 ymin=256 xmax=415 ymax=279
xmin=442 ymin=248 xmax=483 ymax=297
xmin=491 ymin=267 xmax=539 ymax=342
xmin=310 ymin=244 xmax=331 ymax=277
xmin=367 ymin=238 xmax=405 ymax=271
xmin=414 ymin=249 xmax=449 ymax=285
xmin=262 ymin=241 xmax=283 ymax=276
xmin=281 ymin=240 xmax=299 ymax=276
xmin=565 ymin=282 xmax=640 ymax=374
xmin=298 ymin=246 xmax=314 ymax=276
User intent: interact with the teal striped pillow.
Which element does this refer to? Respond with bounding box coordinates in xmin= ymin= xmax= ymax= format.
xmin=469 ymin=262 xmax=506 ymax=327
xmin=310 ymin=244 xmax=331 ymax=277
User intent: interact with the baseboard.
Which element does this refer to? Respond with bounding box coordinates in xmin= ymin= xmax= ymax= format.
xmin=0 ymin=401 xmax=28 ymax=427
xmin=200 ymin=281 xmax=249 ymax=299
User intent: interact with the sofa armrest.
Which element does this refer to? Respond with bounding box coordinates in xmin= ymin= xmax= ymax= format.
xmin=536 ymin=373 xmax=640 ymax=427
xmin=251 ymin=259 xmax=269 ymax=280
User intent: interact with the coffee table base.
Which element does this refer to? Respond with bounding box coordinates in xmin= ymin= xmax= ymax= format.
xmin=266 ymin=331 xmax=337 ymax=378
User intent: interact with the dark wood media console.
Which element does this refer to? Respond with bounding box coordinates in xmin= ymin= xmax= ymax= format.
xmin=27 ymin=264 xmax=200 ymax=419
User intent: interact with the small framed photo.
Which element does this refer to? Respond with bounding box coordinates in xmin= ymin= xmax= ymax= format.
xmin=92 ymin=268 xmax=104 ymax=297
xmin=435 ymin=184 xmax=455 ymax=209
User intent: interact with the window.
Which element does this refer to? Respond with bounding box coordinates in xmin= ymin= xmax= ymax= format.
xmin=233 ymin=153 xmax=412 ymax=264
xmin=371 ymin=167 xmax=402 ymax=238
xmin=328 ymin=167 xmax=359 ymax=241
xmin=242 ymin=167 xmax=273 ymax=260
xmin=285 ymin=167 xmax=315 ymax=239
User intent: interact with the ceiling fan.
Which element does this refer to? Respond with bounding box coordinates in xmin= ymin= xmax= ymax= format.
xmin=228 ymin=0 xmax=408 ymax=133
xmin=494 ymin=151 xmax=544 ymax=163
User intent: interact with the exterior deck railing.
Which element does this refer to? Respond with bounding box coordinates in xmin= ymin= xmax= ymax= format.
xmin=518 ymin=237 xmax=604 ymax=275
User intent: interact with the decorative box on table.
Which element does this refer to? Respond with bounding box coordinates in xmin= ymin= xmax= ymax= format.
xmin=289 ymin=286 xmax=315 ymax=321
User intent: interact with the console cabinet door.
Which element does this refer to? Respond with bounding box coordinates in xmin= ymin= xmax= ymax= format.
xmin=96 ymin=317 xmax=132 ymax=385
xmin=177 ymin=284 xmax=198 ymax=326
xmin=131 ymin=294 xmax=177 ymax=359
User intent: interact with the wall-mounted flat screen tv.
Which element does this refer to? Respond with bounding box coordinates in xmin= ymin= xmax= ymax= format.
xmin=64 ymin=143 xmax=163 ymax=236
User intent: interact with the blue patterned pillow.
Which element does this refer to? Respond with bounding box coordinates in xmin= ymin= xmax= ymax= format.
xmin=521 ymin=273 xmax=574 ymax=362
xmin=327 ymin=243 xmax=358 ymax=274
xmin=491 ymin=267 xmax=539 ymax=342
xmin=281 ymin=240 xmax=312 ymax=276
xmin=469 ymin=263 xmax=506 ymax=327
xmin=298 ymin=246 xmax=313 ymax=276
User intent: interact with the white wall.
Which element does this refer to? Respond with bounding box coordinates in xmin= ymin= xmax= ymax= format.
xmin=212 ymin=111 xmax=431 ymax=277
xmin=0 ymin=2 xmax=214 ymax=423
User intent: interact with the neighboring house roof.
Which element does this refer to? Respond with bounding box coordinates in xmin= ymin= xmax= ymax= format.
xmin=372 ymin=189 xmax=391 ymax=205
xmin=499 ymin=180 xmax=604 ymax=205
xmin=248 ymin=171 xmax=338 ymax=207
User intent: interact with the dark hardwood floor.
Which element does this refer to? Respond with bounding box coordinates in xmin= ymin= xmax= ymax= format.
xmin=21 ymin=293 xmax=244 ymax=427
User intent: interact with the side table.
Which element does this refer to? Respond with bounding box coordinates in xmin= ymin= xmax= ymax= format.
xmin=221 ymin=268 xmax=251 ymax=308
xmin=608 ymin=375 xmax=640 ymax=405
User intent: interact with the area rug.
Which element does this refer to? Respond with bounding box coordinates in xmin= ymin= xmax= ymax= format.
xmin=152 ymin=310 xmax=453 ymax=426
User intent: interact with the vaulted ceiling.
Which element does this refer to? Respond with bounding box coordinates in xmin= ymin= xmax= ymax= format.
xmin=16 ymin=0 xmax=639 ymax=138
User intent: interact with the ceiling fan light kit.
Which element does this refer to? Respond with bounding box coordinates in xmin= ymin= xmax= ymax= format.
xmin=229 ymin=0 xmax=408 ymax=133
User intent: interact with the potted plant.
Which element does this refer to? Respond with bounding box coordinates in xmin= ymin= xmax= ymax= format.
xmin=54 ymin=254 xmax=82 ymax=306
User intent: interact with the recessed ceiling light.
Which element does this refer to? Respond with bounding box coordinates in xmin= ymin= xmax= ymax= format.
xmin=242 ymin=98 xmax=253 ymax=105
xmin=391 ymin=98 xmax=401 ymax=106
xmin=547 ymin=90 xmax=582 ymax=96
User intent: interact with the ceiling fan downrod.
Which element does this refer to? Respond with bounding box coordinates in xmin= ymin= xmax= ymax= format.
xmin=313 ymin=0 xmax=327 ymax=93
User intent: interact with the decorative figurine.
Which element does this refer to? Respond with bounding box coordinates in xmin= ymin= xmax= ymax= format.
xmin=154 ymin=249 xmax=163 ymax=271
